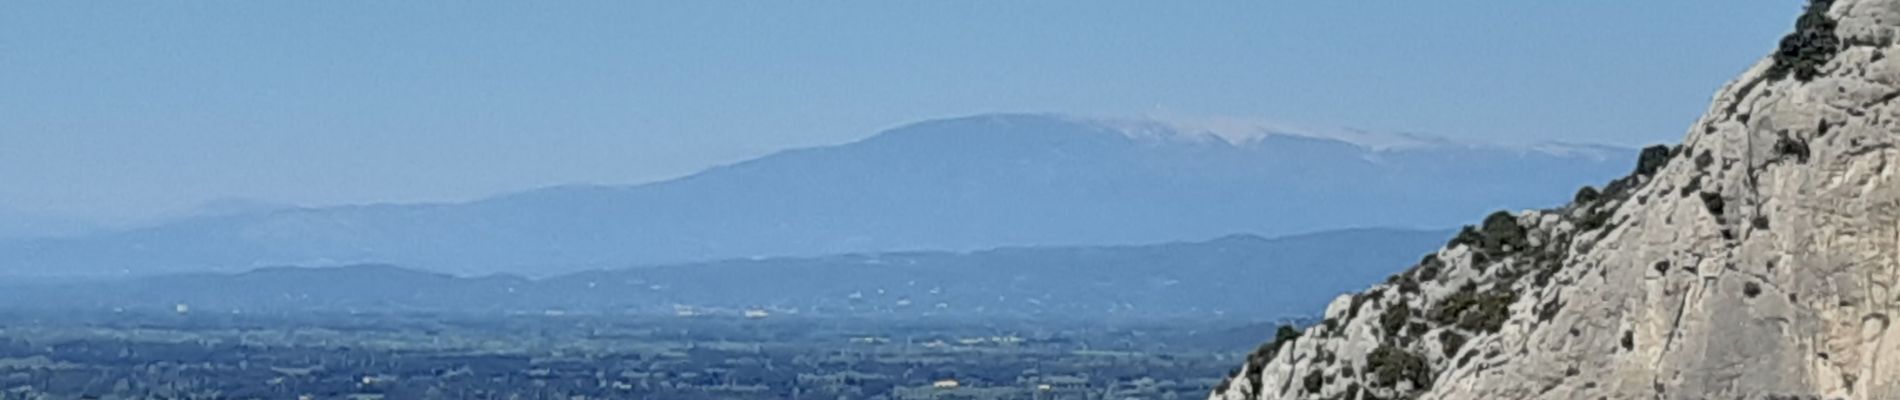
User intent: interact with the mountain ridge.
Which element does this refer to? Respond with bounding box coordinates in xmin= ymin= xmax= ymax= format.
xmin=0 ymin=228 xmax=1449 ymax=321
xmin=1 ymin=113 xmax=1636 ymax=277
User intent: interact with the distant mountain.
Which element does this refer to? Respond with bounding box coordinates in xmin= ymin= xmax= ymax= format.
xmin=0 ymin=199 xmax=290 ymax=241
xmin=0 ymin=208 xmax=96 ymax=240
xmin=0 ymin=228 xmax=1449 ymax=321
xmin=0 ymin=113 xmax=1635 ymax=276
xmin=173 ymin=197 xmax=294 ymax=219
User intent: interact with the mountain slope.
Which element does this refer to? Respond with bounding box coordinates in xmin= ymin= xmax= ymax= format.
xmin=0 ymin=207 xmax=94 ymax=240
xmin=1210 ymin=1 xmax=1900 ymax=399
xmin=2 ymin=114 xmax=1633 ymax=276
xmin=0 ymin=229 xmax=1448 ymax=320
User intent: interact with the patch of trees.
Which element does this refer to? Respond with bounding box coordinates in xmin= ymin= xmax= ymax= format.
xmin=1429 ymin=283 xmax=1517 ymax=334
xmin=1380 ymin=304 xmax=1413 ymax=338
xmin=1363 ymin=344 xmax=1431 ymax=389
xmin=1232 ymin=324 xmax=1305 ymax=395
xmin=1768 ymin=0 xmax=1841 ymax=82
xmin=1634 ymin=145 xmax=1672 ymax=177
xmin=1436 ymin=331 xmax=1467 ymax=359
xmin=1450 ymin=211 xmax=1529 ymax=264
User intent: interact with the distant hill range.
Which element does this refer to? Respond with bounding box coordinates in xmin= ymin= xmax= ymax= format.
xmin=0 ymin=228 xmax=1448 ymax=321
xmin=0 ymin=113 xmax=1635 ymax=276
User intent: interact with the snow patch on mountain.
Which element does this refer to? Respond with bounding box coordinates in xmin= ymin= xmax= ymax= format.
xmin=1078 ymin=114 xmax=1629 ymax=159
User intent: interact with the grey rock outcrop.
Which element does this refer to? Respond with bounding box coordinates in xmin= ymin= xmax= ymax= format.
xmin=1210 ymin=1 xmax=1900 ymax=399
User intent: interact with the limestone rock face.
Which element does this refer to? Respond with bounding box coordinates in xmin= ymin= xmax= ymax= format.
xmin=1210 ymin=1 xmax=1900 ymax=399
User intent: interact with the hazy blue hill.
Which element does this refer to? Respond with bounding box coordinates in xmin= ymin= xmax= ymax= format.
xmin=0 ymin=228 xmax=1449 ymax=320
xmin=0 ymin=113 xmax=1634 ymax=276
xmin=0 ymin=208 xmax=95 ymax=240
xmin=530 ymin=228 xmax=1454 ymax=319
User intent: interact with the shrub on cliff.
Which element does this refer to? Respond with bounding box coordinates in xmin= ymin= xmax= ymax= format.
xmin=1768 ymin=0 xmax=1840 ymax=82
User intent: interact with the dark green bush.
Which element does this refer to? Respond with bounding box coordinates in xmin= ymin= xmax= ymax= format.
xmin=1767 ymin=0 xmax=1841 ymax=82
xmin=1430 ymin=283 xmax=1481 ymax=325
xmin=1396 ymin=274 xmax=1421 ymax=294
xmin=1264 ymin=325 xmax=1300 ymax=354
xmin=1479 ymin=211 xmax=1528 ymax=254
xmin=1448 ymin=225 xmax=1483 ymax=249
xmin=1244 ymin=326 xmax=1305 ymax=394
xmin=1600 ymin=176 xmax=1636 ymax=200
xmin=1347 ymin=293 xmax=1373 ymax=321
xmin=1303 ymin=369 xmax=1326 ymax=393
xmin=1450 ymin=211 xmax=1531 ymax=265
xmin=1415 ymin=255 xmax=1443 ymax=282
xmin=1437 ymin=330 xmax=1468 ymax=359
xmin=1429 ymin=283 xmax=1517 ymax=333
xmin=1531 ymin=250 xmax=1566 ymax=287
xmin=1775 ymin=133 xmax=1811 ymax=163
xmin=1364 ymin=344 xmax=1431 ymax=389
xmin=1278 ymin=324 xmax=1301 ymax=342
xmin=1574 ymin=186 xmax=1602 ymax=204
xmin=1380 ymin=303 xmax=1412 ymax=338
xmin=1634 ymin=145 xmax=1672 ymax=176
xmin=1458 ymin=290 xmax=1516 ymax=332
xmin=1679 ymin=175 xmax=1703 ymax=197
xmin=1240 ymin=324 xmax=1305 ymax=395
xmin=1215 ymin=367 xmax=1240 ymax=393
xmin=1701 ymin=192 xmax=1726 ymax=216
xmin=1575 ymin=205 xmax=1613 ymax=233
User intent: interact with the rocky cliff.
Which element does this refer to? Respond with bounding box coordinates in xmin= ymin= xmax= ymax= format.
xmin=1210 ymin=1 xmax=1900 ymax=399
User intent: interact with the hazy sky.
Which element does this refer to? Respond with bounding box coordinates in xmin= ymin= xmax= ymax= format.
xmin=2 ymin=2 xmax=1800 ymax=225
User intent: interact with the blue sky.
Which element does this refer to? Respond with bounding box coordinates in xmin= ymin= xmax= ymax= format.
xmin=1 ymin=1 xmax=1800 ymax=224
